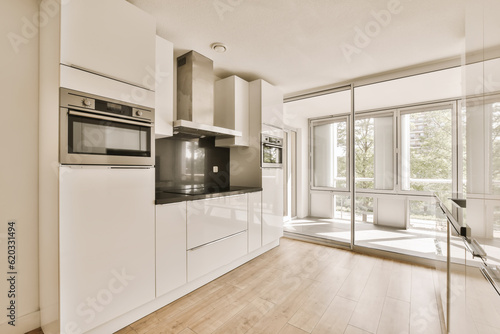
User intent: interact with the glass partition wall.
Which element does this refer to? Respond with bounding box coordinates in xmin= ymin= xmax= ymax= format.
xmin=283 ymin=80 xmax=498 ymax=267
xmin=284 ymin=89 xmax=470 ymax=263
xmin=308 ymin=115 xmax=352 ymax=245
xmin=283 ymin=88 xmax=354 ymax=246
xmin=353 ymin=103 xmax=458 ymax=260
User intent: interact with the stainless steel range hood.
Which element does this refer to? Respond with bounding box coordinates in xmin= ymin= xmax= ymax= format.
xmin=175 ymin=51 xmax=241 ymax=138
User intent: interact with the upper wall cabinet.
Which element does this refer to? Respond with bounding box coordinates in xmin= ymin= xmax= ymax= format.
xmin=60 ymin=0 xmax=156 ymax=90
xmin=215 ymin=75 xmax=250 ymax=147
xmin=250 ymin=79 xmax=284 ymax=128
xmin=155 ymin=36 xmax=174 ymax=138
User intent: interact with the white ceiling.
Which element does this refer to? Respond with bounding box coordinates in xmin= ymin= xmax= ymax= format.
xmin=128 ymin=0 xmax=467 ymax=97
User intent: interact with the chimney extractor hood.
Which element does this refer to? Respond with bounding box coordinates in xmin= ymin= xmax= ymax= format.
xmin=174 ymin=51 xmax=241 ymax=138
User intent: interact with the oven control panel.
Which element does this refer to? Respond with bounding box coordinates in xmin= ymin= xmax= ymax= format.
xmin=61 ymin=88 xmax=154 ymax=122
xmin=261 ymin=135 xmax=283 ymax=147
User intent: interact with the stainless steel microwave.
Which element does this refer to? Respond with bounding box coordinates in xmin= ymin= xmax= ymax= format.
xmin=59 ymin=88 xmax=155 ymax=166
xmin=261 ymin=134 xmax=283 ymax=168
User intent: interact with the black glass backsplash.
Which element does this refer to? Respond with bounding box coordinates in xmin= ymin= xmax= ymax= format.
xmin=155 ymin=137 xmax=230 ymax=192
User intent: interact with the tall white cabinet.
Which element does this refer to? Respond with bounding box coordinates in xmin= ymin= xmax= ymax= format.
xmin=229 ymin=79 xmax=285 ymax=246
xmin=39 ymin=1 xmax=157 ymax=334
xmin=250 ymin=80 xmax=285 ymax=245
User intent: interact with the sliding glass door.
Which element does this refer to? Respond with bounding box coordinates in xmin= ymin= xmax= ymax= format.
xmin=354 ymin=103 xmax=458 ymax=260
xmin=282 ymin=88 xmax=353 ymax=246
xmin=290 ymin=115 xmax=352 ymax=245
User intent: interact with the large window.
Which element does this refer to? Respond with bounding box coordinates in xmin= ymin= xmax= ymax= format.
xmin=307 ymin=101 xmax=464 ymax=259
xmin=401 ymin=105 xmax=454 ymax=198
xmin=311 ymin=117 xmax=349 ymax=189
xmin=355 ymin=113 xmax=394 ymax=191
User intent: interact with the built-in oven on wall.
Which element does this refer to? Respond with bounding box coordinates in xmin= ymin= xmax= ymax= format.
xmin=261 ymin=133 xmax=283 ymax=168
xmin=59 ymin=88 xmax=154 ymax=165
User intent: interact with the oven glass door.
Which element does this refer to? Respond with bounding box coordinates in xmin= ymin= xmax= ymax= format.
xmin=262 ymin=144 xmax=282 ymax=165
xmin=68 ymin=112 xmax=151 ymax=157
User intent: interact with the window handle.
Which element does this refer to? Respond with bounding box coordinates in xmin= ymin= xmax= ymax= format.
xmin=396 ymin=152 xmax=398 ymax=185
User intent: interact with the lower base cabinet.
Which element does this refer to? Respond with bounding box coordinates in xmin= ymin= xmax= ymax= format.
xmin=156 ymin=192 xmax=263 ymax=298
xmin=59 ymin=166 xmax=156 ymax=334
xmin=187 ymin=231 xmax=248 ymax=282
xmin=262 ymin=168 xmax=284 ymax=245
xmin=248 ymin=191 xmax=262 ymax=252
xmin=156 ymin=202 xmax=187 ymax=297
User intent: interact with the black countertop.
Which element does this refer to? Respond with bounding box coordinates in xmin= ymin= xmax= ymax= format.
xmin=155 ymin=186 xmax=263 ymax=205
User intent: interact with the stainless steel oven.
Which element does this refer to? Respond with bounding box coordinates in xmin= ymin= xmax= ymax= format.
xmin=60 ymin=88 xmax=154 ymax=165
xmin=261 ymin=134 xmax=283 ymax=168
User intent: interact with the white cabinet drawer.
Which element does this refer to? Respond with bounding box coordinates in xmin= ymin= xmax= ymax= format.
xmin=187 ymin=194 xmax=248 ymax=249
xmin=156 ymin=202 xmax=187 ymax=297
xmin=187 ymin=231 xmax=248 ymax=282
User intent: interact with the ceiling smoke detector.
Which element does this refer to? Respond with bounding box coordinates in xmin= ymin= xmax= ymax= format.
xmin=211 ymin=43 xmax=227 ymax=53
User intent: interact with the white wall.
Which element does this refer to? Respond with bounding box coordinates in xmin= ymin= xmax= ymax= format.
xmin=0 ymin=1 xmax=41 ymax=333
xmin=283 ymin=107 xmax=309 ymax=218
xmin=354 ymin=67 xmax=462 ymax=112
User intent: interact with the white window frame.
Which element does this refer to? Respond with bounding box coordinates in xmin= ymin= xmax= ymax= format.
xmin=310 ymin=115 xmax=351 ymax=192
xmin=354 ymin=110 xmax=397 ymax=194
xmin=398 ymin=102 xmax=458 ymax=197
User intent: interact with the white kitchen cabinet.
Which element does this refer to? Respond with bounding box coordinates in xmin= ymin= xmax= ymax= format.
xmin=188 ymin=231 xmax=248 ymax=282
xmin=155 ymin=36 xmax=174 ymax=138
xmin=186 ymin=194 xmax=249 ymax=282
xmin=156 ymin=202 xmax=187 ymax=297
xmin=262 ymin=168 xmax=284 ymax=245
xmin=187 ymin=194 xmax=248 ymax=249
xmin=59 ymin=0 xmax=156 ymax=90
xmin=250 ymin=79 xmax=284 ymax=128
xmin=59 ymin=166 xmax=155 ymax=333
xmin=248 ymin=191 xmax=262 ymax=252
xmin=215 ymin=75 xmax=250 ymax=147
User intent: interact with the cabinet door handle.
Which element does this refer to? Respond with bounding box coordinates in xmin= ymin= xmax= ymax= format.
xmin=187 ymin=230 xmax=246 ymax=251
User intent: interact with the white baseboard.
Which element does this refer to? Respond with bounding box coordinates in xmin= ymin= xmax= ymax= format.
xmin=0 ymin=310 xmax=40 ymax=334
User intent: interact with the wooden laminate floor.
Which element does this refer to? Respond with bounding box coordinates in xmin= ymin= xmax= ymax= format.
xmin=115 ymin=238 xmax=445 ymax=334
